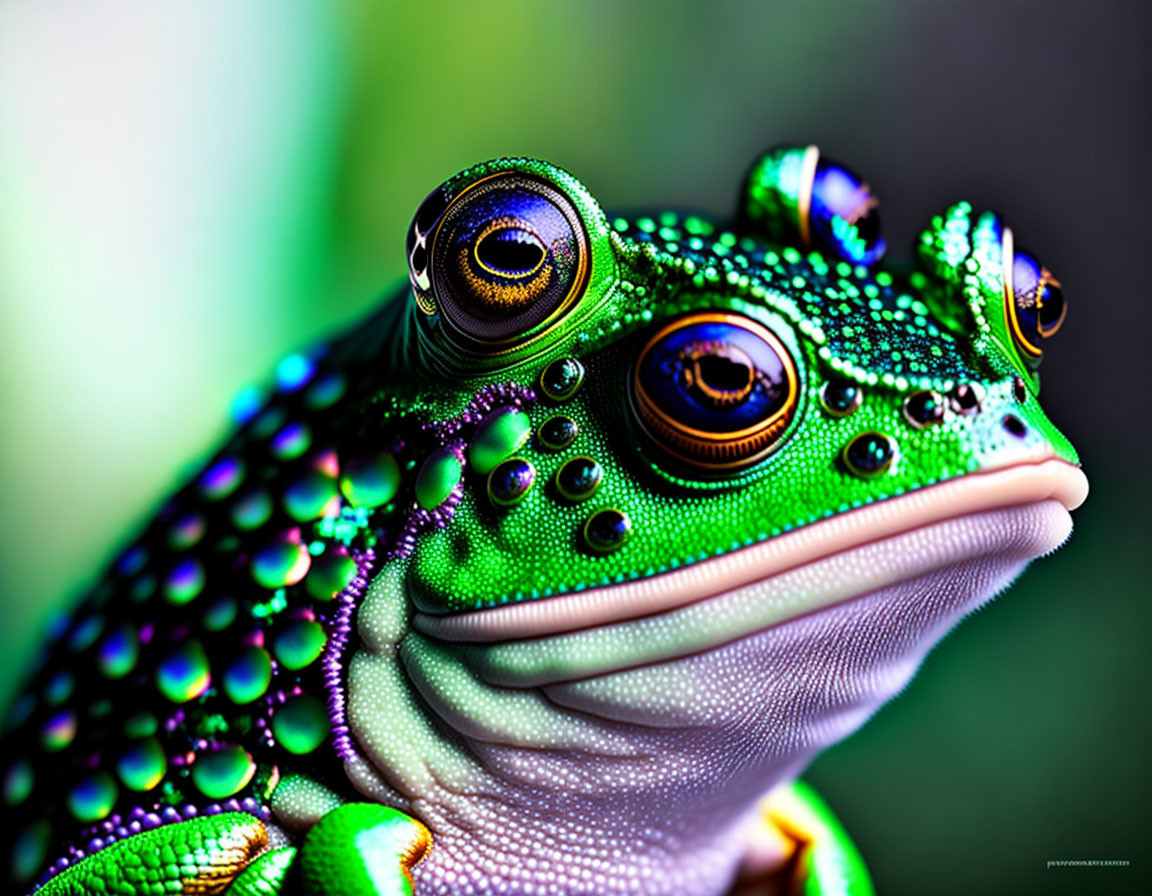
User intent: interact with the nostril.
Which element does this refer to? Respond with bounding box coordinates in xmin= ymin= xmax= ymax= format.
xmin=1002 ymin=414 xmax=1028 ymax=438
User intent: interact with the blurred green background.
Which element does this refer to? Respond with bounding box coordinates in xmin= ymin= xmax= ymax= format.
xmin=0 ymin=1 xmax=1147 ymax=892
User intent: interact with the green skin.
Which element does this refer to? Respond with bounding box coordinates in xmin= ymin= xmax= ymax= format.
xmin=2 ymin=148 xmax=1082 ymax=896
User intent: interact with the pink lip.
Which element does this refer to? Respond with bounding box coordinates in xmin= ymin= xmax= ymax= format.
xmin=413 ymin=459 xmax=1088 ymax=646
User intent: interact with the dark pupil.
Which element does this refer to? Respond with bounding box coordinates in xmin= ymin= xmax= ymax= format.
xmin=476 ymin=228 xmax=545 ymax=277
xmin=686 ymin=346 xmax=756 ymax=408
xmin=1037 ymin=282 xmax=1065 ymax=330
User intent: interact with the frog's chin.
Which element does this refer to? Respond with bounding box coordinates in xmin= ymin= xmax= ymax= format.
xmin=412 ymin=459 xmax=1087 ymax=676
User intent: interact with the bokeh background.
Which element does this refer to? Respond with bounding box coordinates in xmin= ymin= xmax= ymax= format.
xmin=1 ymin=1 xmax=1148 ymax=893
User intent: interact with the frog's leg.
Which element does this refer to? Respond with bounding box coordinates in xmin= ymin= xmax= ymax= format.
xmin=29 ymin=792 xmax=430 ymax=896
xmin=733 ymin=779 xmax=875 ymax=896
xmin=737 ymin=145 xmax=886 ymax=266
xmin=35 ymin=812 xmax=269 ymax=896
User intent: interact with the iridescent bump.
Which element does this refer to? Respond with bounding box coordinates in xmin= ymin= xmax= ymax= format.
xmin=340 ymin=453 xmax=401 ymax=508
xmin=230 ymin=488 xmax=273 ymax=530
xmin=556 ymin=457 xmax=603 ymax=502
xmin=164 ymin=556 xmax=205 ymax=605
xmin=273 ymin=620 xmax=327 ymax=670
xmin=306 ymin=371 xmax=346 ymax=409
xmin=167 ymin=511 xmax=206 ymax=549
xmin=415 ymin=447 xmax=462 ymax=510
xmin=3 ymin=759 xmax=33 ymax=806
xmin=122 ymin=711 xmax=158 ymax=739
xmin=469 ymin=406 xmax=531 ymax=475
xmin=156 ymin=639 xmax=211 ymax=702
xmin=487 ymin=458 xmax=536 ymax=508
xmin=191 ymin=744 xmax=256 ymax=800
xmin=903 ymin=391 xmax=945 ymax=428
xmin=97 ymin=624 xmax=139 ymax=679
xmin=584 ymin=509 xmax=632 ymax=553
xmin=537 ymin=415 xmax=578 ymax=451
xmin=116 ymin=737 xmax=167 ymax=791
xmin=819 ymin=380 xmax=863 ymax=417
xmin=40 ymin=708 xmax=77 ymax=751
xmin=11 ymin=821 xmax=50 ymax=886
xmin=272 ymin=694 xmax=329 ymax=755
xmin=270 ymin=421 xmax=312 ymax=460
xmin=202 ymin=595 xmax=239 ymax=631
xmin=199 ymin=457 xmax=245 ymax=501
xmin=67 ymin=770 xmax=117 ymax=822
xmin=44 ymin=671 xmax=74 ymax=705
xmin=540 ymin=357 xmax=585 ymax=401
xmin=283 ymin=469 xmax=340 ymax=522
xmin=252 ymin=540 xmax=312 ymax=589
xmin=277 ymin=352 xmax=316 ymax=392
xmin=305 ymin=551 xmax=357 ymax=601
xmin=842 ymin=432 xmax=896 ymax=478
xmin=222 ymin=647 xmax=273 ymax=704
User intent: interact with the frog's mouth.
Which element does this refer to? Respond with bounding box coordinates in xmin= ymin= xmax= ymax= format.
xmin=411 ymin=459 xmax=1087 ymax=685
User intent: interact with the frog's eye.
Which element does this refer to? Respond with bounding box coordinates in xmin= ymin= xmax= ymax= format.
xmin=630 ymin=312 xmax=799 ymax=472
xmin=1001 ymin=226 xmax=1066 ymax=369
xmin=741 ymin=145 xmax=886 ymax=265
xmin=408 ymin=173 xmax=589 ymax=349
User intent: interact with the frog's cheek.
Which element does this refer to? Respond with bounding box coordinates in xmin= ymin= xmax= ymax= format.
xmin=738 ymin=144 xmax=886 ymax=265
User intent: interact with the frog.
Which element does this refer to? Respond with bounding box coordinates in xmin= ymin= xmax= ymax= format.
xmin=0 ymin=145 xmax=1087 ymax=896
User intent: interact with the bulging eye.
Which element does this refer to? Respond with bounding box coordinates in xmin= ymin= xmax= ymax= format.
xmin=630 ymin=312 xmax=799 ymax=472
xmin=1001 ymin=226 xmax=1067 ymax=369
xmin=807 ymin=155 xmax=886 ymax=265
xmin=409 ymin=173 xmax=589 ymax=348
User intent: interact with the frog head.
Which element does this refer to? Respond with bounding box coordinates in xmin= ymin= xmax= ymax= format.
xmin=343 ymin=150 xmax=1086 ymax=889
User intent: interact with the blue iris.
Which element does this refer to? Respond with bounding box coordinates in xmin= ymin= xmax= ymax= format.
xmin=637 ymin=319 xmax=789 ymax=433
xmin=810 ymin=161 xmax=886 ymax=265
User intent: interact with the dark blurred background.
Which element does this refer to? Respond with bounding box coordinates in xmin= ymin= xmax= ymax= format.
xmin=0 ymin=1 xmax=1148 ymax=893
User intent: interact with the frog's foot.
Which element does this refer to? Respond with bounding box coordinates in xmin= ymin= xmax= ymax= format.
xmin=297 ymin=803 xmax=431 ymax=896
xmin=730 ymin=780 xmax=875 ymax=896
xmin=31 ymin=803 xmax=430 ymax=896
xmin=35 ymin=812 xmax=269 ymax=895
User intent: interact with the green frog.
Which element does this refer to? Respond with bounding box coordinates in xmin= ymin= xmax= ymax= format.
xmin=1 ymin=146 xmax=1086 ymax=896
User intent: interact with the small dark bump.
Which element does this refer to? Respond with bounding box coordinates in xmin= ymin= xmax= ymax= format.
xmin=540 ymin=358 xmax=585 ymax=402
xmin=556 ymin=457 xmax=603 ymax=502
xmin=538 ymin=416 xmax=578 ymax=451
xmin=949 ymin=384 xmax=982 ymax=416
xmin=903 ymin=391 xmax=945 ymax=428
xmin=843 ymin=432 xmax=896 ymax=478
xmin=584 ymin=509 xmax=632 ymax=554
xmin=487 ymin=458 xmax=536 ymax=508
xmin=1013 ymin=376 xmax=1028 ymax=404
xmin=820 ymin=380 xmax=862 ymax=417
xmin=1002 ymin=415 xmax=1028 ymax=438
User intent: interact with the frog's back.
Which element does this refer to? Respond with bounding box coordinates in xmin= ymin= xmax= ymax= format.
xmin=0 ymin=293 xmax=448 ymax=887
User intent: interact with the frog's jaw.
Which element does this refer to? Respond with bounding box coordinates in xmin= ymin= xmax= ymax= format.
xmin=415 ymin=458 xmax=1087 ymax=648
xmin=337 ymin=461 xmax=1084 ymax=896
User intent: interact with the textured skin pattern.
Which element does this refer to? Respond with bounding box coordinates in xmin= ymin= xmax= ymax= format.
xmin=1 ymin=148 xmax=1081 ymax=895
xmin=224 ymin=847 xmax=297 ymax=896
xmin=36 ymin=814 xmax=266 ymax=895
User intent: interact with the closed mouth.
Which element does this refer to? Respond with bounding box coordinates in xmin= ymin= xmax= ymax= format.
xmin=411 ymin=459 xmax=1087 ymax=685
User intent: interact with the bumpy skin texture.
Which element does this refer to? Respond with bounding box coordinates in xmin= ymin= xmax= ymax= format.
xmin=1 ymin=147 xmax=1081 ymax=896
